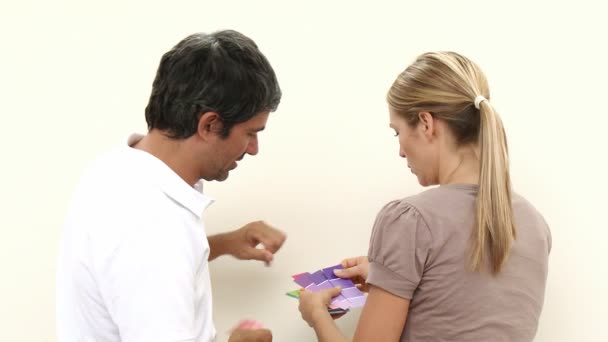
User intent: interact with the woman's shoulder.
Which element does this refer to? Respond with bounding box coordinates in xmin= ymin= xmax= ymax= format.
xmin=389 ymin=184 xmax=478 ymax=212
xmin=374 ymin=187 xmax=452 ymax=228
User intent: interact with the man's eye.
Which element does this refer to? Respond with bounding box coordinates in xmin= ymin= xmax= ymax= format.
xmin=393 ymin=132 xmax=399 ymax=137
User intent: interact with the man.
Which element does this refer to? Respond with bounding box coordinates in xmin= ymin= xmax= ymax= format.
xmin=57 ymin=30 xmax=285 ymax=342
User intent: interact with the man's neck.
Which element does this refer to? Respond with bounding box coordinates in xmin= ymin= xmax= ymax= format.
xmin=132 ymin=131 xmax=199 ymax=187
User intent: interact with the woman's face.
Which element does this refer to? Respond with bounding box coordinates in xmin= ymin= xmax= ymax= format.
xmin=389 ymin=107 xmax=440 ymax=186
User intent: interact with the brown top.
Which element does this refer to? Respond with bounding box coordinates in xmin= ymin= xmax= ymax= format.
xmin=367 ymin=184 xmax=551 ymax=342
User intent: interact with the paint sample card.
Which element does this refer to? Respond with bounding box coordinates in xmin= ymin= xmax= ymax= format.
xmin=287 ymin=264 xmax=367 ymax=311
xmin=285 ymin=288 xmax=349 ymax=314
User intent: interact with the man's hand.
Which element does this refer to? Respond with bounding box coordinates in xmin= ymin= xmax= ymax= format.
xmin=229 ymin=221 xmax=286 ymax=264
xmin=333 ymin=256 xmax=369 ymax=292
xmin=228 ymin=328 xmax=272 ymax=342
xmin=208 ymin=221 xmax=286 ymax=265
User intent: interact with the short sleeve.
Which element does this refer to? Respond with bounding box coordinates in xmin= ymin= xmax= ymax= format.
xmin=537 ymin=211 xmax=552 ymax=254
xmin=546 ymin=223 xmax=552 ymax=254
xmin=366 ymin=200 xmax=432 ymax=299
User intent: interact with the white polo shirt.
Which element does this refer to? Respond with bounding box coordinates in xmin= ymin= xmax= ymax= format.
xmin=57 ymin=135 xmax=216 ymax=342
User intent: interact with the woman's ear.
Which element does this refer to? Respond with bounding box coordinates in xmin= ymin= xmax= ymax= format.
xmin=418 ymin=111 xmax=434 ymax=137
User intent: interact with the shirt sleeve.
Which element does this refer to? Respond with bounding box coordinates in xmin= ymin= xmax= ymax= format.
xmin=545 ymin=225 xmax=552 ymax=254
xmin=94 ymin=215 xmax=204 ymax=342
xmin=366 ymin=200 xmax=432 ymax=300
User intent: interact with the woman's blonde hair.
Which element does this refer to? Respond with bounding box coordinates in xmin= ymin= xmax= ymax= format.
xmin=387 ymin=52 xmax=515 ymax=274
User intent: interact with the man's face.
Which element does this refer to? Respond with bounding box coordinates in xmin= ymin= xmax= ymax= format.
xmin=205 ymin=111 xmax=270 ymax=182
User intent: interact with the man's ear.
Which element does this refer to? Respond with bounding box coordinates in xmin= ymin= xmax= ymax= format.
xmin=418 ymin=111 xmax=435 ymax=138
xmin=197 ymin=112 xmax=224 ymax=140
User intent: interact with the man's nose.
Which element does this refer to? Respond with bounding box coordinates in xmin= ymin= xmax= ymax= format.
xmin=247 ymin=137 xmax=259 ymax=155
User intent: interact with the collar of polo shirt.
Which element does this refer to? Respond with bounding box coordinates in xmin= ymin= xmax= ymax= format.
xmin=127 ymin=134 xmax=214 ymax=218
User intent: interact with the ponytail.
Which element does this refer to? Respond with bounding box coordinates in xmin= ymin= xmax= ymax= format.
xmin=471 ymin=100 xmax=516 ymax=274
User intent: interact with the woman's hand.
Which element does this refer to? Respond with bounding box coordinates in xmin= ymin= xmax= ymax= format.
xmin=333 ymin=256 xmax=370 ymax=292
xmin=298 ymin=287 xmax=342 ymax=327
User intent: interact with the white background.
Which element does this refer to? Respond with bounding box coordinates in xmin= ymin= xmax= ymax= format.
xmin=1 ymin=0 xmax=606 ymax=341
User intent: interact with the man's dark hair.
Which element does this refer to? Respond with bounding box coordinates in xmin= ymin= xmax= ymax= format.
xmin=145 ymin=30 xmax=281 ymax=138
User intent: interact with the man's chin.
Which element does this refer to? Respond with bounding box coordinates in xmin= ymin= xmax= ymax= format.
xmin=201 ymin=172 xmax=229 ymax=182
xmin=215 ymin=171 xmax=230 ymax=182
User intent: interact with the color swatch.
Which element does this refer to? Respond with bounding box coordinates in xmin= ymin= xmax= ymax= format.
xmin=287 ymin=264 xmax=367 ymax=314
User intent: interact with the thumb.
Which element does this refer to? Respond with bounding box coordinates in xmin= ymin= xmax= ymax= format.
xmin=330 ymin=286 xmax=342 ymax=296
xmin=245 ymin=247 xmax=273 ymax=264
xmin=323 ymin=286 xmax=342 ymax=302
xmin=333 ymin=266 xmax=360 ymax=279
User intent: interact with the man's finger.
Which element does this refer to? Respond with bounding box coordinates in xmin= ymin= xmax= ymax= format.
xmin=257 ymin=234 xmax=285 ymax=254
xmin=245 ymin=247 xmax=273 ymax=263
xmin=249 ymin=223 xmax=286 ymax=254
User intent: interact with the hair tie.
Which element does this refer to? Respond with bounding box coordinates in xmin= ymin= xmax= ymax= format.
xmin=474 ymin=95 xmax=487 ymax=109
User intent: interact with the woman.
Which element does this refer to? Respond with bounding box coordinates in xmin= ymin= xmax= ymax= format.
xmin=298 ymin=52 xmax=551 ymax=341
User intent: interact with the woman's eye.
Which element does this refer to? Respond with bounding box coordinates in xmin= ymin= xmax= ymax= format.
xmin=393 ymin=131 xmax=399 ymax=137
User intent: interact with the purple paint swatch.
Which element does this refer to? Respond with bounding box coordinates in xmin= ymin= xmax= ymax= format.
xmin=330 ymin=294 xmax=347 ymax=306
xmin=347 ymin=296 xmax=367 ymax=307
xmin=315 ymin=280 xmax=333 ymax=291
xmin=329 ymin=278 xmax=355 ymax=289
xmin=310 ymin=270 xmax=327 ymax=284
xmin=322 ymin=264 xmax=344 ymax=279
xmin=294 ymin=273 xmax=314 ymax=288
xmin=341 ymin=287 xmax=364 ymax=298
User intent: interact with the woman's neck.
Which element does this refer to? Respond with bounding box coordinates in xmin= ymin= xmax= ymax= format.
xmin=439 ymin=144 xmax=480 ymax=185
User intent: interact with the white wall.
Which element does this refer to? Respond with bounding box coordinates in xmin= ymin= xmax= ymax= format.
xmin=1 ymin=0 xmax=606 ymax=341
